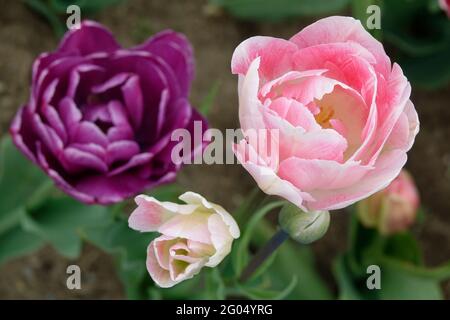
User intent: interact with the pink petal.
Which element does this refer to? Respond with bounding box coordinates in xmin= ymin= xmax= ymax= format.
xmin=231 ymin=36 xmax=298 ymax=81
xmin=307 ymin=149 xmax=407 ymax=211
xmin=146 ymin=240 xmax=175 ymax=288
xmin=290 ymin=16 xmax=390 ymax=77
xmin=129 ymin=195 xmax=183 ymax=232
xmin=278 ymin=157 xmax=372 ymax=192
xmin=158 ymin=212 xmax=212 ymax=244
xmin=233 ymin=140 xmax=313 ymax=211
xmin=237 ymin=58 xmax=266 ymax=133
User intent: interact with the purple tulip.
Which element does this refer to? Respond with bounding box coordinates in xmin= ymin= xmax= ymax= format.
xmin=10 ymin=21 xmax=207 ymax=204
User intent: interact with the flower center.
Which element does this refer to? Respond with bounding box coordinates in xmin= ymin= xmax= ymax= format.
xmin=314 ymin=104 xmax=334 ymax=128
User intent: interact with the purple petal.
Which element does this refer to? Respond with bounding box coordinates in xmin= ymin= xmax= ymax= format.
xmin=61 ymin=146 xmax=108 ymax=173
xmin=121 ymin=75 xmax=143 ymax=128
xmin=41 ymin=79 xmax=59 ymax=107
xmin=69 ymin=121 xmax=109 ymax=147
xmin=35 ymin=142 xmax=95 ymax=204
xmin=74 ymin=174 xmax=150 ymax=204
xmin=91 ymin=72 xmax=131 ymax=94
xmin=42 ymin=105 xmax=67 ymax=143
xmin=155 ymin=89 xmax=169 ymax=137
xmin=107 ymin=126 xmax=134 ymax=142
xmin=34 ymin=56 xmax=85 ymax=111
xmin=32 ymin=52 xmax=65 ymax=87
xmin=67 ymin=64 xmax=105 ymax=98
xmin=134 ymin=30 xmax=194 ymax=95
xmin=106 ymin=140 xmax=140 ymax=165
xmin=58 ymin=20 xmax=121 ymax=56
xmin=58 ymin=97 xmax=82 ymax=128
xmin=68 ymin=142 xmax=106 ymax=160
xmin=108 ymin=152 xmax=153 ymax=176
xmin=160 ymin=98 xmax=192 ymax=136
xmin=108 ymin=100 xmax=129 ymax=126
xmin=9 ymin=106 xmax=38 ymax=162
xmin=83 ymin=103 xmax=111 ymax=123
xmin=31 ymin=113 xmax=64 ymax=156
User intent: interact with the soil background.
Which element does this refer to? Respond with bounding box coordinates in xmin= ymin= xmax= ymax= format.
xmin=0 ymin=0 xmax=449 ymax=299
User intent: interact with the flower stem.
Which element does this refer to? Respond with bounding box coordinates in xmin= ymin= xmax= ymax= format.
xmin=239 ymin=228 xmax=289 ymax=283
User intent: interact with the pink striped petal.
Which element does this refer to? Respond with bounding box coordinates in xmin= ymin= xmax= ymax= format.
xmin=231 ymin=36 xmax=298 ymax=81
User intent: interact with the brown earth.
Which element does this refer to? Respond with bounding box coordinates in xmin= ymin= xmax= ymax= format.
xmin=0 ymin=0 xmax=448 ymax=299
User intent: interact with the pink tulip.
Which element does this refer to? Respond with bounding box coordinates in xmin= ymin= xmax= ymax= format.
xmin=231 ymin=16 xmax=419 ymax=212
xmin=357 ymin=170 xmax=420 ymax=235
xmin=128 ymin=192 xmax=240 ymax=288
xmin=439 ymin=0 xmax=450 ymax=17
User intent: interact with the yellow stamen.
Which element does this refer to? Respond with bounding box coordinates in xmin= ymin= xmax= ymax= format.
xmin=315 ymin=104 xmax=334 ymax=128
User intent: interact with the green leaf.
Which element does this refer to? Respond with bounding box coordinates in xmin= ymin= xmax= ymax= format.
xmin=25 ymin=0 xmax=122 ymax=38
xmin=49 ymin=0 xmax=122 ymax=13
xmin=398 ymin=46 xmax=450 ymax=89
xmin=212 ymin=0 xmax=350 ymax=21
xmin=334 ymin=255 xmax=365 ymax=300
xmin=237 ymin=275 xmax=298 ymax=300
xmin=199 ymin=81 xmax=221 ymax=116
xmin=378 ymin=262 xmax=443 ymax=299
xmin=347 ymin=211 xmax=384 ymax=276
xmin=384 ymin=232 xmax=422 ymax=265
xmin=335 ymin=208 xmax=449 ymax=299
xmin=0 ymin=225 xmax=45 ymax=264
xmin=0 ymin=136 xmax=50 ymax=234
xmin=232 ymin=201 xmax=286 ymax=277
xmin=381 ymin=0 xmax=450 ymax=89
xmin=22 ymin=197 xmax=111 ymax=258
xmin=147 ymin=184 xmax=183 ymax=202
xmin=383 ymin=0 xmax=450 ymax=55
xmin=201 ymin=268 xmax=226 ymax=300
xmin=83 ymin=217 xmax=156 ymax=299
xmin=380 ymin=257 xmax=450 ymax=281
xmin=24 ymin=0 xmax=66 ymax=37
xmin=251 ymin=219 xmax=332 ymax=299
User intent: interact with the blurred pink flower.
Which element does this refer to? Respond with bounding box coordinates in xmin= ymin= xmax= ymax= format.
xmin=439 ymin=0 xmax=450 ymax=17
xmin=231 ymin=16 xmax=419 ymax=212
xmin=128 ymin=192 xmax=240 ymax=288
xmin=357 ymin=170 xmax=420 ymax=235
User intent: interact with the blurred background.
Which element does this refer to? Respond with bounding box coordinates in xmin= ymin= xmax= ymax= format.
xmin=0 ymin=0 xmax=449 ymax=299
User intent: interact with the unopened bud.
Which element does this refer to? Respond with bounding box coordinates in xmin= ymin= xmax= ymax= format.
xmin=278 ymin=203 xmax=330 ymax=244
xmin=357 ymin=170 xmax=420 ymax=235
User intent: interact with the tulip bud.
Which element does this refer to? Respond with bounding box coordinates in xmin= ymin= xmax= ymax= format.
xmin=278 ymin=203 xmax=330 ymax=244
xmin=357 ymin=170 xmax=420 ymax=235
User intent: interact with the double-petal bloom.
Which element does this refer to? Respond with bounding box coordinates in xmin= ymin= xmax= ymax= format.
xmin=232 ymin=16 xmax=419 ymax=212
xmin=128 ymin=192 xmax=240 ymax=288
xmin=10 ymin=21 xmax=206 ymax=204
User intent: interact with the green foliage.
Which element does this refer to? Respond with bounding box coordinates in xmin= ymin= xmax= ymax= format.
xmin=0 ymin=225 xmax=45 ymax=264
xmin=381 ymin=0 xmax=450 ymax=89
xmin=22 ymin=197 xmax=110 ymax=258
xmin=199 ymin=81 xmax=221 ymax=117
xmin=351 ymin=0 xmax=383 ymax=40
xmin=0 ymin=137 xmax=49 ymax=233
xmin=251 ymin=219 xmax=333 ymax=300
xmin=24 ymin=0 xmax=122 ymax=37
xmin=0 ymin=136 xmax=52 ymax=263
xmin=232 ymin=201 xmax=286 ymax=277
xmin=334 ymin=210 xmax=450 ymax=299
xmin=211 ymin=0 xmax=350 ymax=21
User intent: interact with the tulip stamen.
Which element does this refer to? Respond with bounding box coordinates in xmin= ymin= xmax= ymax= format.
xmin=314 ymin=104 xmax=334 ymax=128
